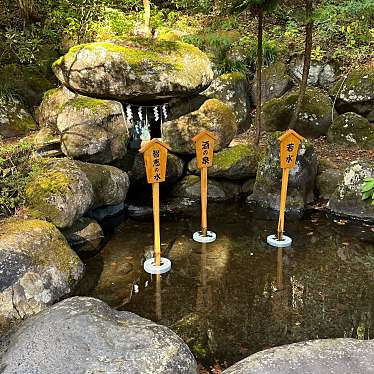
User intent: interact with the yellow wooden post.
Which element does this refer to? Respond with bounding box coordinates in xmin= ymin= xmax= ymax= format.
xmin=268 ymin=129 xmax=304 ymax=247
xmin=192 ymin=131 xmax=217 ymax=241
xmin=139 ymin=139 xmax=172 ymax=273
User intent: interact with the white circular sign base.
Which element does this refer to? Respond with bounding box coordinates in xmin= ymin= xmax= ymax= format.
xmin=193 ymin=230 xmax=216 ymax=243
xmin=267 ymin=234 xmax=292 ymax=248
xmin=143 ymin=257 xmax=172 ymax=274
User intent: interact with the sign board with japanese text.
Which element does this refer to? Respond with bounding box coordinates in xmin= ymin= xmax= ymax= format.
xmin=278 ymin=130 xmax=304 ymax=169
xmin=192 ymin=131 xmax=217 ymax=169
xmin=139 ymin=139 xmax=170 ymax=184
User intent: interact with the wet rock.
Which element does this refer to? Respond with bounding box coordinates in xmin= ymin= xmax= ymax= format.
xmin=251 ymin=62 xmax=293 ymax=103
xmin=162 ymin=99 xmax=237 ymax=154
xmin=0 ymin=219 xmax=84 ymax=333
xmin=319 ymin=64 xmax=337 ymax=89
xmin=316 ymin=161 xmax=344 ymax=201
xmin=120 ymin=152 xmax=185 ymax=186
xmin=241 ymin=178 xmax=255 ymax=195
xmin=188 ymin=144 xmax=259 ymax=180
xmin=171 ymin=175 xmax=241 ymax=201
xmin=52 ymin=39 xmax=213 ymax=101
xmin=87 ymin=202 xmax=125 ymax=221
xmin=0 ymin=297 xmax=197 ymax=374
xmin=327 ymin=112 xmax=374 ymax=149
xmin=328 ymin=161 xmax=374 ymax=222
xmin=329 ymin=67 xmax=374 ymax=117
xmin=25 ymin=159 xmax=129 ymax=228
xmin=203 ymin=72 xmax=251 ymax=130
xmin=0 ymin=95 xmax=36 ymax=138
xmin=61 ymin=217 xmax=104 ymax=254
xmin=262 ymin=87 xmax=335 ymax=138
xmin=247 ymin=134 xmax=318 ymax=215
xmin=57 ymin=95 xmax=129 ymax=164
xmin=223 ymin=339 xmax=374 ymax=374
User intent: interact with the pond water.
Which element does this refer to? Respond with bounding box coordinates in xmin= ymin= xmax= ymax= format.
xmin=76 ymin=202 xmax=374 ymax=369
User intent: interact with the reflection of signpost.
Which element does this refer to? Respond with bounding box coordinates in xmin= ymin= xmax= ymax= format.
xmin=267 ymin=129 xmax=304 ymax=248
xmin=192 ymin=131 xmax=217 ymax=243
xmin=140 ymin=139 xmax=172 ymax=273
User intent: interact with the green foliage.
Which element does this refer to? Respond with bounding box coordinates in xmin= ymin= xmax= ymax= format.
xmin=0 ymin=138 xmax=44 ymax=218
xmin=362 ymin=178 xmax=374 ymax=205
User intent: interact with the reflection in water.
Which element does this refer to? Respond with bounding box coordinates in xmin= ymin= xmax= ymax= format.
xmin=79 ymin=203 xmax=374 ymax=368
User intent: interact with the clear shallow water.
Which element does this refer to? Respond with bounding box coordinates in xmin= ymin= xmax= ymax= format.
xmin=77 ymin=203 xmax=374 ymax=369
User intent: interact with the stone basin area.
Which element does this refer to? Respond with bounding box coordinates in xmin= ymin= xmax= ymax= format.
xmin=75 ymin=202 xmax=374 ymax=370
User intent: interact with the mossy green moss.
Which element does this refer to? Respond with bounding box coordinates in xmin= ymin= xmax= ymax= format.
xmin=219 ymin=71 xmax=245 ymax=82
xmin=201 ymin=98 xmax=235 ymax=125
xmin=214 ymin=144 xmax=258 ymax=169
xmin=66 ymin=96 xmax=114 ymax=114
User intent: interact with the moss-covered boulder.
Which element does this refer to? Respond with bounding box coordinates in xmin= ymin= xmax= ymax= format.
xmin=328 ymin=161 xmax=374 ymax=222
xmin=262 ymin=87 xmax=335 ymax=138
xmin=202 ymin=72 xmax=251 ymax=131
xmin=162 ymin=99 xmax=237 ymax=154
xmin=251 ymin=62 xmax=293 ymax=104
xmin=0 ymin=219 xmax=84 ymax=333
xmin=188 ymin=144 xmax=259 ymax=180
xmin=329 ymin=67 xmax=374 ymax=117
xmin=61 ymin=217 xmax=103 ymax=254
xmin=316 ymin=160 xmax=344 ymax=201
xmin=57 ymin=95 xmax=129 ymax=164
xmin=171 ymin=175 xmax=241 ymax=201
xmin=327 ymin=112 xmax=374 ymax=149
xmin=117 ymin=151 xmax=184 ymax=186
xmin=52 ymin=39 xmax=213 ymax=101
xmin=247 ymin=134 xmax=318 ymax=215
xmin=0 ymin=64 xmax=54 ymax=110
xmin=0 ymin=95 xmax=36 ymax=138
xmin=25 ymin=159 xmax=130 ymax=228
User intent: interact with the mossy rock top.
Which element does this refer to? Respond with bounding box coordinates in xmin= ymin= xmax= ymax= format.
xmin=52 ymin=38 xmax=214 ymax=101
xmin=327 ymin=112 xmax=374 ymax=149
xmin=330 ymin=66 xmax=374 ymax=103
xmin=262 ymin=87 xmax=334 ymax=138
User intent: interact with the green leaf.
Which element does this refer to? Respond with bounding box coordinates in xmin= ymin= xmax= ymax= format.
xmin=362 ymin=180 xmax=374 ymax=192
xmin=362 ymin=191 xmax=371 ymax=200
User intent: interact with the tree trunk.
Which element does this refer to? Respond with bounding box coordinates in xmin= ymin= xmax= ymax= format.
xmin=143 ymin=0 xmax=151 ymax=35
xmin=254 ymin=8 xmax=264 ymax=146
xmin=289 ymin=0 xmax=313 ymax=130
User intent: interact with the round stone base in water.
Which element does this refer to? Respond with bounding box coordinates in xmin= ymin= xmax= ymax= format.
xmin=193 ymin=230 xmax=217 ymax=243
xmin=144 ymin=257 xmax=172 ymax=274
xmin=267 ymin=234 xmax=292 ymax=248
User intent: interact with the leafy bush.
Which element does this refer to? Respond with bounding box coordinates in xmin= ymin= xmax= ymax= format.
xmin=362 ymin=178 xmax=374 ymax=205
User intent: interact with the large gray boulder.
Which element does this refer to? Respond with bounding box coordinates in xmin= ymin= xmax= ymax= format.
xmin=0 ymin=219 xmax=84 ymax=333
xmin=328 ymin=161 xmax=374 ymax=222
xmin=0 ymin=95 xmax=36 ymax=138
xmin=188 ymin=144 xmax=259 ymax=180
xmin=0 ymin=297 xmax=197 ymax=374
xmin=223 ymin=339 xmax=374 ymax=374
xmin=329 ymin=66 xmax=374 ymax=117
xmin=57 ymin=95 xmax=129 ymax=164
xmin=202 ymin=72 xmax=251 ymax=130
xmin=247 ymin=134 xmax=318 ymax=215
xmin=52 ymin=39 xmax=213 ymax=101
xmin=251 ymin=62 xmax=293 ymax=103
xmin=25 ymin=159 xmax=129 ymax=228
xmin=171 ymin=175 xmax=241 ymax=201
xmin=262 ymin=87 xmax=335 ymax=138
xmin=316 ymin=160 xmax=344 ymax=201
xmin=162 ymin=99 xmax=237 ymax=154
xmin=327 ymin=112 xmax=374 ymax=149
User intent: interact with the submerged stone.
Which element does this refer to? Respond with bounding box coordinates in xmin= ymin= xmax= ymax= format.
xmin=52 ymin=38 xmax=213 ymax=101
xmin=0 ymin=219 xmax=84 ymax=333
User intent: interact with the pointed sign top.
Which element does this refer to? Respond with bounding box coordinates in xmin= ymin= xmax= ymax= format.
xmin=278 ymin=129 xmax=304 ymax=143
xmin=192 ymin=130 xmax=218 ymax=143
xmin=139 ymin=138 xmax=171 ymax=154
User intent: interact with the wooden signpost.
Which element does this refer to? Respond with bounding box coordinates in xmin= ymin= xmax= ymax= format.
xmin=192 ymin=130 xmax=217 ymax=243
xmin=139 ymin=139 xmax=172 ymax=274
xmin=267 ymin=129 xmax=304 ymax=248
